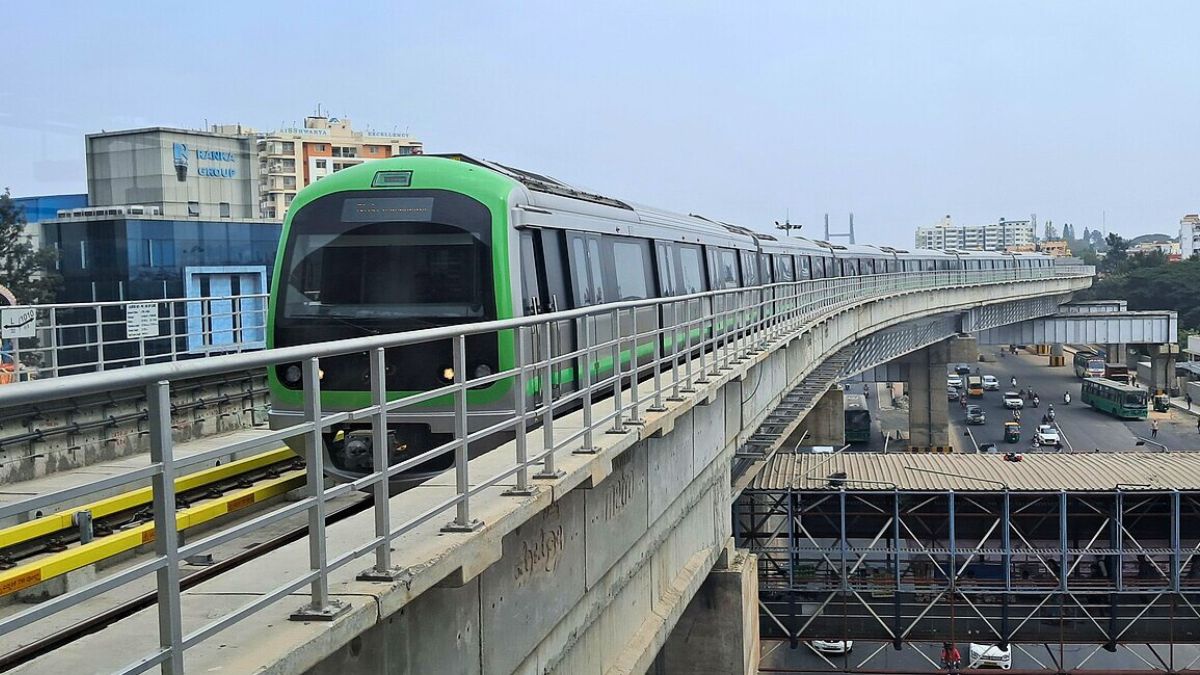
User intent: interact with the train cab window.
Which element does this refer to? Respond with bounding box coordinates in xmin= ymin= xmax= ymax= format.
xmin=656 ymin=242 xmax=677 ymax=296
xmin=775 ymin=255 xmax=794 ymax=282
xmin=678 ymin=244 xmax=705 ymax=294
xmin=740 ymin=250 xmax=758 ymax=287
xmin=608 ymin=238 xmax=652 ymax=300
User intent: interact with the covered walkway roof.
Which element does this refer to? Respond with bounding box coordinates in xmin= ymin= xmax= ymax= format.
xmin=751 ymin=451 xmax=1200 ymax=492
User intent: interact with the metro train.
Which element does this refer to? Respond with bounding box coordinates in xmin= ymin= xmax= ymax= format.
xmin=266 ymin=154 xmax=1056 ymax=482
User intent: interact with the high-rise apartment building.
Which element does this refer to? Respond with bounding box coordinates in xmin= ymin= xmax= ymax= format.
xmin=257 ymin=116 xmax=423 ymax=219
xmin=914 ymin=215 xmax=1035 ymax=251
xmin=1181 ymin=214 xmax=1200 ymax=259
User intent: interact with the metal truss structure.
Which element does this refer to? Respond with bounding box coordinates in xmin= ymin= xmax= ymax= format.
xmin=737 ymin=487 xmax=1200 ymax=673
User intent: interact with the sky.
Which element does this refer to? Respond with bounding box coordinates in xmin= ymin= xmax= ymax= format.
xmin=3 ymin=1 xmax=1198 ymax=245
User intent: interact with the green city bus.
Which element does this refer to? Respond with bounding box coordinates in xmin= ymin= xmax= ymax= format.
xmin=1080 ymin=377 xmax=1148 ymax=420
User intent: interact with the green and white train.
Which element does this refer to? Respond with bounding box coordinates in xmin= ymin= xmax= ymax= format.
xmin=267 ymin=155 xmax=1056 ymax=482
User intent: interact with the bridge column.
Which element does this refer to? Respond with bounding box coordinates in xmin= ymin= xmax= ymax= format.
xmin=806 ymin=387 xmax=844 ymax=447
xmin=904 ymin=337 xmax=973 ymax=453
xmin=1149 ymin=344 xmax=1180 ymax=395
xmin=654 ymin=549 xmax=759 ymax=675
xmin=1049 ymin=342 xmax=1065 ymax=367
xmin=1105 ymin=343 xmax=1125 ymax=364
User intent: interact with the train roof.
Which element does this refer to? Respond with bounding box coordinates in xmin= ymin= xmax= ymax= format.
xmin=428 ymin=155 xmax=1056 ymax=263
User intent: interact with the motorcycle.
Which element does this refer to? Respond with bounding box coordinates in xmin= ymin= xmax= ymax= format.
xmin=1064 ymin=392 xmax=1071 ymax=405
xmin=1032 ymin=396 xmax=1040 ymax=408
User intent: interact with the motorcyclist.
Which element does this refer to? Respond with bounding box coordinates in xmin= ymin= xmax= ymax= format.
xmin=1064 ymin=392 xmax=1072 ymax=405
xmin=1033 ymin=395 xmax=1040 ymax=408
xmin=1011 ymin=376 xmax=1018 ymax=387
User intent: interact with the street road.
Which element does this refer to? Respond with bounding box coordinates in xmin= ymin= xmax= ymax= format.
xmin=759 ymin=638 xmax=1200 ymax=673
xmin=947 ymin=349 xmax=1200 ymax=454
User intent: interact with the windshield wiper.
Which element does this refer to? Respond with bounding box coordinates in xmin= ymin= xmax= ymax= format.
xmin=323 ymin=315 xmax=380 ymax=335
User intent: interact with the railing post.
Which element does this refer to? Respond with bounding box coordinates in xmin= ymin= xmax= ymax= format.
xmin=680 ymin=301 xmax=696 ymax=394
xmin=624 ymin=307 xmax=645 ymax=425
xmin=443 ymin=335 xmax=483 ymax=531
xmin=290 ymin=357 xmax=349 ymax=621
xmin=357 ymin=347 xmax=404 ymax=581
xmin=535 ymin=318 xmax=564 ymax=479
xmin=94 ymin=305 xmax=105 ymax=372
xmin=504 ymin=327 xmax=535 ymax=495
xmin=576 ymin=315 xmax=600 ymax=453
xmin=649 ymin=306 xmax=667 ymax=412
xmin=608 ymin=307 xmax=628 ymax=434
xmin=148 ymin=381 xmax=183 ymax=675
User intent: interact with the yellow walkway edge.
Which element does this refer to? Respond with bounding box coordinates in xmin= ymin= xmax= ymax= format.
xmin=0 ymin=469 xmax=306 ymax=597
xmin=0 ymin=448 xmax=296 ymax=550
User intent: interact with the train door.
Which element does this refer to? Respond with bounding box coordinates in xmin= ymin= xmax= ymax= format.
xmin=566 ymin=232 xmax=612 ymax=393
xmin=518 ymin=231 xmax=555 ymax=403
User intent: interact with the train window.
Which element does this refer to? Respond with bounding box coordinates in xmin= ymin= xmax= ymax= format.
xmin=760 ymin=253 xmax=772 ymax=283
xmin=776 ymin=255 xmax=794 ymax=282
xmin=656 ymin=242 xmax=677 ymax=296
xmin=740 ymin=250 xmax=758 ymax=287
xmin=678 ymin=245 xmax=705 ymax=294
xmin=567 ymin=234 xmax=606 ymax=306
xmin=609 ymin=238 xmax=652 ymax=300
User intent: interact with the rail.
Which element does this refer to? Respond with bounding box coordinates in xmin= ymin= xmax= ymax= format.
xmin=0 ymin=265 xmax=1092 ymax=674
xmin=0 ymin=293 xmax=269 ymax=382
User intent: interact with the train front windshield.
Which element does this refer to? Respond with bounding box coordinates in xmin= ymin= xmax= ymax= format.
xmin=278 ymin=190 xmax=494 ymax=328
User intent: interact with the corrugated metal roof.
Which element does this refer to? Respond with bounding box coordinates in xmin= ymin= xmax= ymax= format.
xmin=749 ymin=452 xmax=1200 ymax=492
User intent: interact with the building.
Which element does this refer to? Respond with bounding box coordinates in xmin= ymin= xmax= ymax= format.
xmin=257 ymin=116 xmax=422 ymax=219
xmin=42 ymin=213 xmax=281 ymax=304
xmin=86 ymin=127 xmax=260 ymax=220
xmin=915 ymin=216 xmax=1035 ymax=251
xmin=1131 ymin=240 xmax=1179 ymax=256
xmin=1181 ymin=215 xmax=1200 ymax=259
xmin=1037 ymin=240 xmax=1071 ymax=257
xmin=11 ymin=194 xmax=87 ymax=248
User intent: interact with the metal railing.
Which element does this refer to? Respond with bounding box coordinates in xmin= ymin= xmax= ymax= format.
xmin=0 ymin=265 xmax=1092 ymax=674
xmin=0 ymin=293 xmax=269 ymax=382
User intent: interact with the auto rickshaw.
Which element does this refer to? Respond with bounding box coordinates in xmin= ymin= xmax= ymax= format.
xmin=1153 ymin=394 xmax=1171 ymax=413
xmin=1004 ymin=421 xmax=1021 ymax=444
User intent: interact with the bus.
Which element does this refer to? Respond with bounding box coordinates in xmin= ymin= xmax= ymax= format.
xmin=1073 ymin=350 xmax=1107 ymax=379
xmin=844 ymin=394 xmax=871 ymax=444
xmin=966 ymin=375 xmax=984 ymax=397
xmin=1080 ymin=377 xmax=1148 ymax=420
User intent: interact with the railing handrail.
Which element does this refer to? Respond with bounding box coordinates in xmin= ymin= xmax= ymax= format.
xmin=3 ymin=292 xmax=270 ymax=312
xmin=0 ymin=267 xmax=1093 ymax=408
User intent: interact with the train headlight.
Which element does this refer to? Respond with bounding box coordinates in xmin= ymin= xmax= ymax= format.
xmin=283 ymin=364 xmax=302 ymax=384
xmin=474 ymin=364 xmax=493 ymax=379
xmin=441 ymin=367 xmax=455 ymax=382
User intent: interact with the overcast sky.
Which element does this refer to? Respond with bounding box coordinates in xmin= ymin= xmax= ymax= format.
xmin=3 ymin=2 xmax=1197 ymax=245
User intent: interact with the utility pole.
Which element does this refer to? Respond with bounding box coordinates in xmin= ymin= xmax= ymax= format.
xmin=825 ymin=212 xmax=856 ymax=245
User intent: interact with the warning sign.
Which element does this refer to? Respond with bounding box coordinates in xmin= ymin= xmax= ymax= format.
xmin=125 ymin=303 xmax=160 ymax=339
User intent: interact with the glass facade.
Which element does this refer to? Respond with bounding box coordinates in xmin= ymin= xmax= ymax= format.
xmin=43 ymin=217 xmax=281 ymax=303
xmin=12 ymin=194 xmax=87 ymax=224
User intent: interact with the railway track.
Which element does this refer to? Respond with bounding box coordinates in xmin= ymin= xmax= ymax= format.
xmin=0 ymin=448 xmax=305 ymax=599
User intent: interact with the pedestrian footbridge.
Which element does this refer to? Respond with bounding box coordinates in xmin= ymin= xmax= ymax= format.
xmin=0 ymin=268 xmax=1091 ymax=675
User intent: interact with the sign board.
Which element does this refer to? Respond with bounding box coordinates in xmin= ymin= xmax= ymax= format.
xmin=0 ymin=307 xmax=36 ymax=339
xmin=125 ymin=303 xmax=161 ymax=339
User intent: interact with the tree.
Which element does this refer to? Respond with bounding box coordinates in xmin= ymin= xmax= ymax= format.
xmin=0 ymin=189 xmax=59 ymax=304
xmin=1082 ymin=226 xmax=1091 ymax=243
xmin=1044 ymin=221 xmax=1058 ymax=240
xmin=1062 ymin=223 xmax=1075 ymax=243
xmin=1100 ymin=232 xmax=1129 ymax=273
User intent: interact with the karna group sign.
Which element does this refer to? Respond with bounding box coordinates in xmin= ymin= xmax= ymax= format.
xmin=172 ymin=142 xmax=238 ymax=180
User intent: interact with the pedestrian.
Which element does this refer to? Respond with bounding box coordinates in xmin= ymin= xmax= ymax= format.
xmin=1196 ymin=416 xmax=1199 ymax=434
xmin=1055 ymin=440 xmax=1063 ymax=452
xmin=1187 ymin=393 xmax=1192 ymax=411
xmin=1151 ymin=419 xmax=1159 ymax=439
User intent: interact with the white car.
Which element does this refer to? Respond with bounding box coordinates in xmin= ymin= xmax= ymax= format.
xmin=1003 ymin=392 xmax=1024 ymax=409
xmin=1035 ymin=424 xmax=1060 ymax=446
xmin=809 ymin=639 xmax=853 ymax=655
xmin=947 ymin=375 xmax=963 ymax=388
xmin=982 ymin=375 xmax=1000 ymax=391
xmin=969 ymin=643 xmax=1012 ymax=669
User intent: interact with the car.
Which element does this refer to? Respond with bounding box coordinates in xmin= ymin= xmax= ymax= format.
xmin=982 ymin=375 xmax=1000 ymax=391
xmin=809 ymin=639 xmax=853 ymax=655
xmin=969 ymin=643 xmax=1012 ymax=669
xmin=955 ymin=364 xmax=972 ymax=375
xmin=947 ymin=375 xmax=963 ymax=388
xmin=966 ymin=405 xmax=986 ymax=425
xmin=947 ymin=386 xmax=961 ymax=401
xmin=1035 ymin=424 xmax=1060 ymax=446
xmin=1003 ymin=392 xmax=1024 ymax=409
